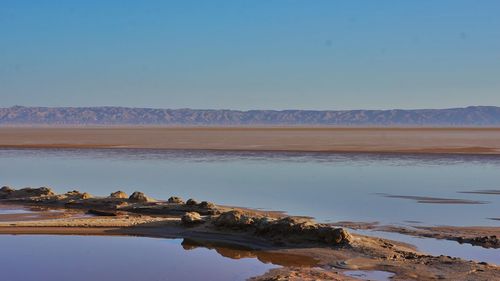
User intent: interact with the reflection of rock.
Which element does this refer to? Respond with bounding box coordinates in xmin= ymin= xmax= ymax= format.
xmin=181 ymin=239 xmax=318 ymax=267
xmin=186 ymin=198 xmax=198 ymax=206
xmin=168 ymin=196 xmax=184 ymax=204
xmin=129 ymin=191 xmax=153 ymax=202
xmin=181 ymin=211 xmax=203 ymax=225
xmin=109 ymin=191 xmax=128 ymax=199
xmin=213 ymin=210 xmax=352 ymax=246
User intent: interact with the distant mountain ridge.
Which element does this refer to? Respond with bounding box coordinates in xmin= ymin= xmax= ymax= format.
xmin=1 ymin=106 xmax=500 ymax=126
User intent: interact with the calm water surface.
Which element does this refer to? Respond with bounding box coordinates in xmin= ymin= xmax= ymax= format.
xmin=1 ymin=148 xmax=499 ymax=226
xmin=0 ymin=235 xmax=277 ymax=281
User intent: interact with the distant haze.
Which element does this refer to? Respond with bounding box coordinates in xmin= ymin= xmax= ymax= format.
xmin=1 ymin=106 xmax=500 ymax=126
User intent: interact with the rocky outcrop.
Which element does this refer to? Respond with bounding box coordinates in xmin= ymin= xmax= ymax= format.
xmin=109 ymin=191 xmax=128 ymax=199
xmin=181 ymin=212 xmax=204 ymax=225
xmin=0 ymin=186 xmax=55 ymax=199
xmin=0 ymin=185 xmax=350 ymax=246
xmin=213 ymin=210 xmax=352 ymax=246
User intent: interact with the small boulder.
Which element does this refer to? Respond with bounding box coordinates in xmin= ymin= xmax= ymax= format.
xmin=168 ymin=196 xmax=184 ymax=204
xmin=129 ymin=191 xmax=153 ymax=202
xmin=109 ymin=191 xmax=128 ymax=199
xmin=81 ymin=192 xmax=93 ymax=199
xmin=320 ymin=228 xmax=352 ymax=245
xmin=65 ymin=190 xmax=92 ymax=200
xmin=181 ymin=212 xmax=204 ymax=225
xmin=198 ymin=201 xmax=216 ymax=209
xmin=0 ymin=186 xmax=15 ymax=199
xmin=214 ymin=210 xmax=255 ymax=228
xmin=186 ymin=198 xmax=199 ymax=206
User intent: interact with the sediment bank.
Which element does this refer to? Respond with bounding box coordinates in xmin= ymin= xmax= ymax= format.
xmin=0 ymin=186 xmax=499 ymax=280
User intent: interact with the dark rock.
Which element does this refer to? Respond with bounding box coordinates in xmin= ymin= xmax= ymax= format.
xmin=0 ymin=186 xmax=15 ymax=199
xmin=186 ymin=198 xmax=199 ymax=206
xmin=0 ymin=186 xmax=14 ymax=193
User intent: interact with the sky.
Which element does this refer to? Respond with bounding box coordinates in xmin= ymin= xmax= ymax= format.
xmin=1 ymin=0 xmax=499 ymax=110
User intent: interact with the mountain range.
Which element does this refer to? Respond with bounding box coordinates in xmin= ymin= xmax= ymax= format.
xmin=1 ymin=106 xmax=500 ymax=126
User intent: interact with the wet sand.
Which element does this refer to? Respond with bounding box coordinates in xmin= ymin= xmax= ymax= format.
xmin=1 ymin=127 xmax=500 ymax=154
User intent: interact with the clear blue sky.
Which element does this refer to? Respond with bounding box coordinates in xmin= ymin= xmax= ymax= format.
xmin=1 ymin=0 xmax=499 ymax=110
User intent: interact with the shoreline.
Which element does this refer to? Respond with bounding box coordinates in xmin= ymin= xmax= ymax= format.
xmin=1 ymin=127 xmax=500 ymax=155
xmin=1 ymin=186 xmax=499 ymax=280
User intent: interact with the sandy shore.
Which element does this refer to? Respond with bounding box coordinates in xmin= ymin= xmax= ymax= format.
xmin=333 ymin=221 xmax=500 ymax=249
xmin=1 ymin=127 xmax=500 ymax=154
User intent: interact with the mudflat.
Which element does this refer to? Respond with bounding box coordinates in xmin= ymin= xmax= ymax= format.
xmin=1 ymin=186 xmax=499 ymax=280
xmin=1 ymin=127 xmax=500 ymax=154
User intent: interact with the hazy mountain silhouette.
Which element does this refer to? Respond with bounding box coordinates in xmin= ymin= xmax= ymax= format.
xmin=1 ymin=106 xmax=500 ymax=126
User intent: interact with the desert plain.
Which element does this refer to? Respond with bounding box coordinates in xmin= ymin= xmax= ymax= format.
xmin=1 ymin=127 xmax=500 ymax=154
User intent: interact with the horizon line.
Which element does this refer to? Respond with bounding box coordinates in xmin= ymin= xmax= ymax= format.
xmin=3 ymin=105 xmax=499 ymax=112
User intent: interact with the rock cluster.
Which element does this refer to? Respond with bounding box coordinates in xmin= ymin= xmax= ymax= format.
xmin=213 ymin=210 xmax=352 ymax=246
xmin=0 ymin=186 xmax=55 ymax=199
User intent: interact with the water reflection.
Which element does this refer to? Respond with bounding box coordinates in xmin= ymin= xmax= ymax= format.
xmin=0 ymin=235 xmax=280 ymax=281
xmin=1 ymin=148 xmax=500 ymax=226
xmin=2 ymin=147 xmax=500 ymax=166
xmin=181 ymin=238 xmax=318 ymax=267
xmin=353 ymin=229 xmax=500 ymax=265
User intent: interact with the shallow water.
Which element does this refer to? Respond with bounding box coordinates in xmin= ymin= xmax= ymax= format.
xmin=1 ymin=148 xmax=500 ymax=226
xmin=353 ymin=229 xmax=500 ymax=265
xmin=344 ymin=270 xmax=395 ymax=281
xmin=0 ymin=235 xmax=278 ymax=281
